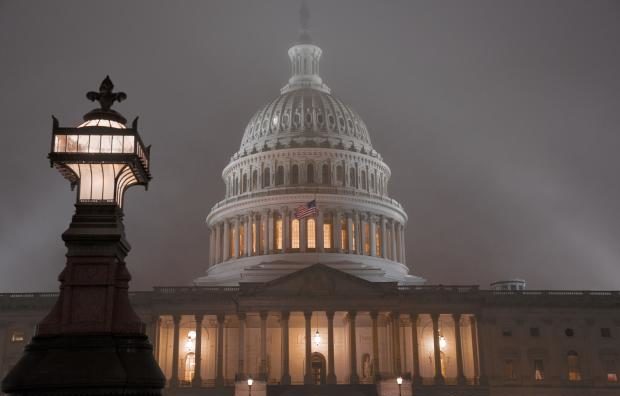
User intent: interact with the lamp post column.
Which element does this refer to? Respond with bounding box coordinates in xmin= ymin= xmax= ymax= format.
xmin=304 ymin=311 xmax=313 ymax=384
xmin=453 ymin=313 xmax=466 ymax=384
xmin=326 ymin=311 xmax=337 ymax=384
xmin=348 ymin=311 xmax=359 ymax=384
xmin=370 ymin=311 xmax=380 ymax=382
xmin=216 ymin=314 xmax=225 ymax=387
xmin=410 ymin=313 xmax=421 ymax=384
xmin=192 ymin=314 xmax=203 ymax=387
xmin=431 ymin=313 xmax=444 ymax=385
xmin=280 ymin=311 xmax=291 ymax=385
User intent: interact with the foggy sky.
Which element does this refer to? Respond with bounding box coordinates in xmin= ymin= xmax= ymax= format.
xmin=1 ymin=0 xmax=620 ymax=292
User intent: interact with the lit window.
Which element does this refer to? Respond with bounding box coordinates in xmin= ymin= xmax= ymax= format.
xmin=375 ymin=225 xmax=381 ymax=256
xmin=307 ymin=218 xmax=316 ymax=249
xmin=363 ymin=222 xmax=370 ymax=255
xmin=291 ymin=219 xmax=300 ymax=249
xmin=351 ymin=222 xmax=356 ymax=252
xmin=229 ymin=225 xmax=234 ymax=258
xmin=323 ymin=222 xmax=332 ymax=249
xmin=534 ymin=359 xmax=544 ymax=381
xmin=605 ymin=360 xmax=618 ymax=383
xmin=275 ymin=218 xmax=283 ymax=250
xmin=252 ymin=223 xmax=257 ymax=254
xmin=239 ymin=224 xmax=245 ymax=256
xmin=340 ymin=219 xmax=347 ymax=250
xmin=260 ymin=221 xmax=266 ymax=252
xmin=567 ymin=351 xmax=581 ymax=381
xmin=11 ymin=331 xmax=25 ymax=343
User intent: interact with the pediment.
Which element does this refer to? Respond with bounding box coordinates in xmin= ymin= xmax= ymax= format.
xmin=239 ymin=263 xmax=397 ymax=297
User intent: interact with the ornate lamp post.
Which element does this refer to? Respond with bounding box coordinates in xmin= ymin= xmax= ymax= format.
xmin=1 ymin=77 xmax=165 ymax=396
xmin=247 ymin=377 xmax=253 ymax=396
xmin=396 ymin=376 xmax=403 ymax=396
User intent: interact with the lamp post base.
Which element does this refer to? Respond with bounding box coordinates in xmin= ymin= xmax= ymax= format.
xmin=1 ymin=334 xmax=165 ymax=396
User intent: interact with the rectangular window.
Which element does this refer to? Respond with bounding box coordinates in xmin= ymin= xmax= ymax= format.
xmin=504 ymin=360 xmax=516 ymax=379
xmin=605 ymin=360 xmax=618 ymax=383
xmin=340 ymin=219 xmax=347 ymax=250
xmin=363 ymin=222 xmax=370 ymax=255
xmin=275 ymin=218 xmax=283 ymax=250
xmin=260 ymin=221 xmax=266 ymax=252
xmin=11 ymin=331 xmax=25 ymax=343
xmin=323 ymin=222 xmax=332 ymax=249
xmin=291 ymin=219 xmax=300 ymax=249
xmin=307 ymin=218 xmax=316 ymax=249
xmin=375 ymin=225 xmax=381 ymax=256
xmin=530 ymin=327 xmax=540 ymax=337
xmin=351 ymin=222 xmax=356 ymax=252
xmin=601 ymin=328 xmax=612 ymax=338
xmin=534 ymin=359 xmax=544 ymax=381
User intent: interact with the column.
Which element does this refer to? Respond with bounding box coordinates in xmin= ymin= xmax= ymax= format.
xmin=304 ymin=311 xmax=313 ymax=384
xmin=391 ymin=221 xmax=397 ymax=262
xmin=223 ymin=221 xmax=230 ymax=261
xmin=394 ymin=223 xmax=401 ymax=262
xmin=360 ymin=214 xmax=367 ymax=255
xmin=267 ymin=210 xmax=274 ymax=253
xmin=208 ymin=228 xmax=214 ymax=266
xmin=431 ymin=313 xmax=444 ymax=384
xmin=170 ymin=314 xmax=181 ymax=388
xmin=147 ymin=314 xmax=160 ymax=357
xmin=356 ymin=213 xmax=363 ymax=254
xmin=283 ymin=208 xmax=290 ymax=251
xmin=192 ymin=314 xmax=204 ymax=387
xmin=370 ymin=312 xmax=380 ymax=382
xmin=400 ymin=224 xmax=406 ymax=264
xmin=317 ymin=211 xmax=325 ymax=252
xmin=453 ymin=313 xmax=465 ymax=384
xmin=215 ymin=223 xmax=221 ymax=263
xmin=369 ymin=217 xmax=377 ymax=257
xmin=471 ymin=315 xmax=487 ymax=385
xmin=346 ymin=213 xmax=353 ymax=253
xmin=300 ymin=217 xmax=307 ymax=252
xmin=348 ymin=311 xmax=359 ymax=384
xmin=381 ymin=217 xmax=387 ymax=258
xmin=334 ymin=211 xmax=342 ymax=252
xmin=262 ymin=210 xmax=270 ymax=255
xmin=259 ymin=311 xmax=268 ymax=380
xmin=233 ymin=217 xmax=240 ymax=258
xmin=216 ymin=314 xmax=225 ymax=387
xmin=237 ymin=313 xmax=246 ymax=380
xmin=245 ymin=215 xmax=252 ymax=257
xmin=327 ymin=311 xmax=337 ymax=384
xmin=392 ymin=312 xmax=401 ymax=376
xmin=410 ymin=313 xmax=421 ymax=384
xmin=281 ymin=311 xmax=291 ymax=385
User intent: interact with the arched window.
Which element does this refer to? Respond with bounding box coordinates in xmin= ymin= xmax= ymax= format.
xmin=349 ymin=168 xmax=356 ymax=187
xmin=321 ymin=164 xmax=330 ymax=185
xmin=336 ymin=165 xmax=344 ymax=185
xmin=242 ymin=174 xmax=248 ymax=193
xmin=276 ymin=165 xmax=284 ymax=186
xmin=361 ymin=170 xmax=367 ymax=190
xmin=291 ymin=164 xmax=299 ymax=185
xmin=307 ymin=218 xmax=316 ymax=249
xmin=263 ymin=168 xmax=271 ymax=188
xmin=275 ymin=214 xmax=283 ymax=250
xmin=291 ymin=219 xmax=300 ymax=249
xmin=252 ymin=170 xmax=258 ymax=190
xmin=307 ymin=164 xmax=315 ymax=184
xmin=323 ymin=217 xmax=332 ymax=249
xmin=567 ymin=351 xmax=581 ymax=381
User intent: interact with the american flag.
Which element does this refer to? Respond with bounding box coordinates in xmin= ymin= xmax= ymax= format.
xmin=294 ymin=200 xmax=318 ymax=219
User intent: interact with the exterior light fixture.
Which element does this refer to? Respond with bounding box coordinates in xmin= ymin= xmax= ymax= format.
xmin=396 ymin=376 xmax=403 ymax=396
xmin=49 ymin=76 xmax=151 ymax=207
xmin=314 ymin=329 xmax=321 ymax=347
xmin=439 ymin=335 xmax=447 ymax=351
xmin=247 ymin=377 xmax=253 ymax=396
xmin=185 ymin=331 xmax=196 ymax=353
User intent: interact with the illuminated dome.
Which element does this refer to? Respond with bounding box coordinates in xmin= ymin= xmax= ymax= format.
xmin=238 ymin=89 xmax=374 ymax=158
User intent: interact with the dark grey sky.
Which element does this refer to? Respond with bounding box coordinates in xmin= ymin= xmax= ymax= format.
xmin=1 ymin=0 xmax=619 ymax=292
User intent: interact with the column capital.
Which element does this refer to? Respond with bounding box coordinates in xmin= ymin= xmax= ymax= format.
xmin=217 ymin=313 xmax=225 ymax=323
xmin=326 ymin=311 xmax=335 ymax=320
xmin=430 ymin=312 xmax=440 ymax=322
xmin=237 ymin=312 xmax=246 ymax=321
xmin=172 ymin=314 xmax=181 ymax=324
xmin=194 ymin=313 xmax=204 ymax=323
xmin=280 ymin=311 xmax=290 ymax=321
xmin=347 ymin=310 xmax=357 ymax=321
xmin=409 ymin=312 xmax=420 ymax=322
xmin=452 ymin=312 xmax=462 ymax=322
xmin=369 ymin=311 xmax=379 ymax=320
xmin=390 ymin=311 xmax=400 ymax=320
xmin=259 ymin=311 xmax=269 ymax=320
xmin=303 ymin=311 xmax=313 ymax=320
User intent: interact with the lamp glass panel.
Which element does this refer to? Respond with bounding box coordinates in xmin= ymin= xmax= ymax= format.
xmin=101 ymin=135 xmax=112 ymax=153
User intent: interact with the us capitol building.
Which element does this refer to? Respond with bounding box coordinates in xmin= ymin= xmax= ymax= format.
xmin=1 ymin=16 xmax=619 ymax=396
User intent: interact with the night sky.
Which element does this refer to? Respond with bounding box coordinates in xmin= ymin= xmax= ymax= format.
xmin=1 ymin=0 xmax=619 ymax=292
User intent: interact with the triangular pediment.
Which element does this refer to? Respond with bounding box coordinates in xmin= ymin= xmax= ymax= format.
xmin=239 ymin=263 xmax=397 ymax=297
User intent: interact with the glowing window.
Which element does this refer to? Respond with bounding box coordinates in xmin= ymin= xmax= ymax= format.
xmin=340 ymin=219 xmax=347 ymax=250
xmin=351 ymin=222 xmax=356 ymax=252
xmin=363 ymin=222 xmax=370 ymax=255
xmin=275 ymin=218 xmax=283 ymax=250
xmin=239 ymin=224 xmax=245 ymax=256
xmin=323 ymin=222 xmax=332 ymax=249
xmin=260 ymin=221 xmax=266 ymax=252
xmin=567 ymin=351 xmax=581 ymax=381
xmin=291 ymin=219 xmax=300 ymax=249
xmin=605 ymin=360 xmax=618 ymax=382
xmin=534 ymin=359 xmax=544 ymax=381
xmin=307 ymin=218 xmax=316 ymax=249
xmin=229 ymin=225 xmax=234 ymax=258
xmin=252 ymin=222 xmax=257 ymax=254
xmin=11 ymin=331 xmax=25 ymax=343
xmin=375 ymin=226 xmax=381 ymax=256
